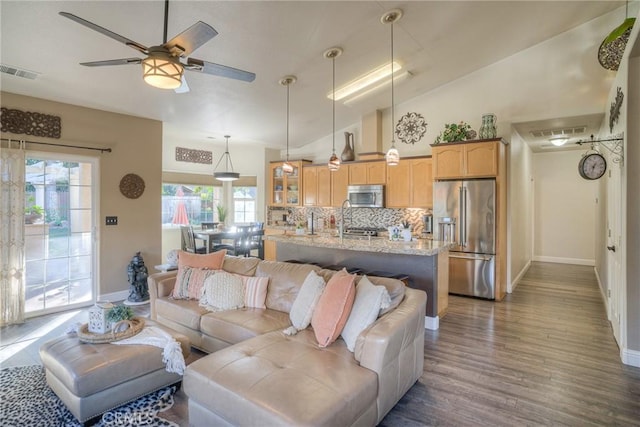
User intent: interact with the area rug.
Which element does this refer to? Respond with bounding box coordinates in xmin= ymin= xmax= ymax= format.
xmin=0 ymin=365 xmax=178 ymax=427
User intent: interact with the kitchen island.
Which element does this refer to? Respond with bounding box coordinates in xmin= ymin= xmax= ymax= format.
xmin=264 ymin=233 xmax=453 ymax=330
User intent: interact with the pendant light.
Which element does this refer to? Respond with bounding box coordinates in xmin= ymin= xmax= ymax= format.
xmin=279 ymin=76 xmax=297 ymax=175
xmin=213 ymin=135 xmax=240 ymax=181
xmin=324 ymin=47 xmax=343 ymax=171
xmin=382 ymin=9 xmax=403 ymax=166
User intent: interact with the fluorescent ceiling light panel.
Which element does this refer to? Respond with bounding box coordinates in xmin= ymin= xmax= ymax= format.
xmin=343 ymin=71 xmax=411 ymax=106
xmin=328 ymin=61 xmax=402 ymax=101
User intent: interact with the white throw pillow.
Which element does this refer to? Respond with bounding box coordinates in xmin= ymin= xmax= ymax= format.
xmin=341 ymin=275 xmax=391 ymax=352
xmin=286 ymin=270 xmax=326 ymax=333
xmin=199 ymin=271 xmax=245 ymax=312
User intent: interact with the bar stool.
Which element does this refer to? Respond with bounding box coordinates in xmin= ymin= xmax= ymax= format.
xmin=365 ymin=270 xmax=410 ymax=286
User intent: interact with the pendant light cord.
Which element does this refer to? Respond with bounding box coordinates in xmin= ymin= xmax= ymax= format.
xmin=390 ymin=21 xmax=395 ymax=147
xmin=332 ymin=56 xmax=336 ymax=154
xmin=286 ymin=83 xmax=290 ymax=162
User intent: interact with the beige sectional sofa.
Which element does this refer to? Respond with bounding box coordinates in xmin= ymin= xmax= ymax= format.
xmin=148 ymin=256 xmax=427 ymax=426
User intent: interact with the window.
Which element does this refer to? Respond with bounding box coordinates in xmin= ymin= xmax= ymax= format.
xmin=162 ymin=184 xmax=222 ymax=226
xmin=233 ymin=186 xmax=257 ymax=223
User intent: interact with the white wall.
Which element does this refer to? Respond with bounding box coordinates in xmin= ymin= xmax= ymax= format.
xmin=532 ymin=151 xmax=597 ymax=265
xmin=508 ymin=131 xmax=534 ymax=289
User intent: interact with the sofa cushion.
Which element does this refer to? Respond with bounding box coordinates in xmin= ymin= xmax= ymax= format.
xmin=365 ymin=276 xmax=406 ymax=316
xmin=172 ymin=266 xmax=218 ymax=300
xmin=200 ymin=308 xmax=291 ymax=345
xmin=289 ymin=270 xmax=326 ymax=331
xmin=341 ymin=276 xmax=392 ymax=352
xmin=241 ymin=276 xmax=269 ymax=309
xmin=200 ymin=272 xmax=245 ymax=312
xmin=222 ymin=256 xmax=261 ymax=276
xmin=155 ymin=297 xmax=209 ymax=330
xmin=256 ymin=261 xmax=320 ymax=313
xmin=184 ymin=329 xmax=378 ymax=427
xmin=311 ymin=269 xmax=356 ymax=347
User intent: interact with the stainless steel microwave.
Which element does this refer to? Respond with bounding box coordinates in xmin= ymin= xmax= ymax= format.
xmin=347 ymin=185 xmax=384 ymax=208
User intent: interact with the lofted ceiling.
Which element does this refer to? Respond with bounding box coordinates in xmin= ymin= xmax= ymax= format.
xmin=0 ymin=1 xmax=630 ymax=151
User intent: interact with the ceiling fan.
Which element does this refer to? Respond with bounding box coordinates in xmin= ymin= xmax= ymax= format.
xmin=59 ymin=0 xmax=255 ymax=93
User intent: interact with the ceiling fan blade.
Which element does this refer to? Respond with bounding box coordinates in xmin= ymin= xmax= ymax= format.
xmin=186 ymin=58 xmax=256 ymax=82
xmin=164 ymin=21 xmax=218 ymax=57
xmin=175 ymin=75 xmax=190 ymax=94
xmin=80 ymin=58 xmax=142 ymax=67
xmin=59 ymin=12 xmax=148 ymax=54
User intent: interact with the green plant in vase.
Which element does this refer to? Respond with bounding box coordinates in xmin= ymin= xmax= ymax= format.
xmin=216 ymin=204 xmax=227 ymax=229
xmin=106 ymin=304 xmax=134 ymax=324
xmin=434 ymin=121 xmax=473 ymax=144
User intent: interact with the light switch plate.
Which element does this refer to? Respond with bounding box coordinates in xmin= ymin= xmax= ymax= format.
xmin=105 ymin=216 xmax=118 ymax=226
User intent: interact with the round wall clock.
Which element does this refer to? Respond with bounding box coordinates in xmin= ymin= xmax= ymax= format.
xmin=119 ymin=173 xmax=145 ymax=199
xmin=578 ymin=153 xmax=607 ymax=180
xmin=395 ymin=112 xmax=427 ymax=145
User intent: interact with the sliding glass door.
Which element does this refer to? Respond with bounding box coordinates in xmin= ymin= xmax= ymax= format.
xmin=24 ymin=153 xmax=98 ymax=316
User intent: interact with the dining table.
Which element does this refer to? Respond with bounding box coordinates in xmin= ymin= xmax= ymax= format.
xmin=194 ymin=227 xmax=264 ymax=258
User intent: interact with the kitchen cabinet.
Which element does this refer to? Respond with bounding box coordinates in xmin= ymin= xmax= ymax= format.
xmin=303 ymin=165 xmax=331 ymax=207
xmin=348 ymin=160 xmax=386 ymax=185
xmin=269 ymin=160 xmax=310 ymax=206
xmin=386 ymin=157 xmax=433 ymax=208
xmin=432 ymin=139 xmax=500 ymax=179
xmin=264 ymin=227 xmax=292 ymax=261
xmin=331 ymin=165 xmax=349 ymax=207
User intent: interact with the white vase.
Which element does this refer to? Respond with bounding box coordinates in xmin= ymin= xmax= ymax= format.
xmin=402 ymin=228 xmax=412 ymax=242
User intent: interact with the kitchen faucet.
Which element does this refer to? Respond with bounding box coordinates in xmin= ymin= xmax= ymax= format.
xmin=339 ymin=199 xmax=353 ymax=241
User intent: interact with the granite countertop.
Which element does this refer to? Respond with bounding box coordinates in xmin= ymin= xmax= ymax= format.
xmin=264 ymin=233 xmax=455 ymax=256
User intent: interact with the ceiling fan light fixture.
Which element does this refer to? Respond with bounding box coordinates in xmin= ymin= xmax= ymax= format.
xmin=142 ymin=51 xmax=184 ymax=89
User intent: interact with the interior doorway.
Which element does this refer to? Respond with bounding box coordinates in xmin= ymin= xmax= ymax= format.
xmin=607 ymin=157 xmax=623 ymax=347
xmin=24 ymin=152 xmax=98 ymax=317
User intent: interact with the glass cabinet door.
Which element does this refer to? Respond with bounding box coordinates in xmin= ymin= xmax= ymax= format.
xmin=286 ymin=165 xmax=299 ymax=205
xmin=272 ymin=165 xmax=284 ymax=205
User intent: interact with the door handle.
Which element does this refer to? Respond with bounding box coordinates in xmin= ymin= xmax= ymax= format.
xmin=607 ymin=245 xmax=616 ymax=252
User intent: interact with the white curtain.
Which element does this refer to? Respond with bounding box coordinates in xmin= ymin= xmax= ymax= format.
xmin=0 ymin=140 xmax=26 ymax=326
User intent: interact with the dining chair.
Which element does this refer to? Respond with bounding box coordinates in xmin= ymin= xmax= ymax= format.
xmin=181 ymin=225 xmax=207 ymax=254
xmin=233 ymin=225 xmax=253 ymax=257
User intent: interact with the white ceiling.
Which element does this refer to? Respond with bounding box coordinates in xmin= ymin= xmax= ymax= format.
xmin=0 ymin=1 xmax=629 ymax=151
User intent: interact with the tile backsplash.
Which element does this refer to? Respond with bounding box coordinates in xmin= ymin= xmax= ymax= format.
xmin=268 ymin=206 xmax=432 ymax=234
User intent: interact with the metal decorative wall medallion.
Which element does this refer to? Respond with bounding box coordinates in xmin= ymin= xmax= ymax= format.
xmin=609 ymin=87 xmax=623 ymax=133
xmin=395 ymin=112 xmax=427 ymax=145
xmin=0 ymin=107 xmax=61 ymax=138
xmin=175 ymin=147 xmax=213 ymax=164
xmin=119 ymin=173 xmax=145 ymax=199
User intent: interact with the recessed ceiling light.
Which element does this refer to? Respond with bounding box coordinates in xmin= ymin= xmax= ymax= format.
xmin=550 ymin=136 xmax=569 ymax=146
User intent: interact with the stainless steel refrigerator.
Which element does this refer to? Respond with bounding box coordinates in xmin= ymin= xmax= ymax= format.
xmin=433 ymin=179 xmax=496 ymax=299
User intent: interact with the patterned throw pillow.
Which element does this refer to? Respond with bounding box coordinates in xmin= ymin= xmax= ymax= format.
xmin=241 ymin=276 xmax=269 ymax=309
xmin=288 ymin=270 xmax=326 ymax=332
xmin=311 ymin=269 xmax=356 ymax=347
xmin=341 ymin=275 xmax=392 ymax=352
xmin=199 ymin=271 xmax=245 ymax=312
xmin=171 ymin=266 xmax=218 ymax=300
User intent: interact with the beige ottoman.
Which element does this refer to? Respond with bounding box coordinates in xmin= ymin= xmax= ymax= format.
xmin=39 ymin=320 xmax=190 ymax=423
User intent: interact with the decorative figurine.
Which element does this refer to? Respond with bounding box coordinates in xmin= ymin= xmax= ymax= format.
xmin=125 ymin=252 xmax=149 ymax=305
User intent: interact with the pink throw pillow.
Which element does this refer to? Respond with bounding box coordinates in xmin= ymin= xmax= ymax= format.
xmin=241 ymin=276 xmax=269 ymax=309
xmin=311 ymin=269 xmax=356 ymax=347
xmin=177 ymin=250 xmax=226 ymax=269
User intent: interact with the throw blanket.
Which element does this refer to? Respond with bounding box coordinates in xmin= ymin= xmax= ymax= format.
xmin=112 ymin=326 xmax=186 ymax=375
xmin=66 ymin=324 xmax=186 ymax=375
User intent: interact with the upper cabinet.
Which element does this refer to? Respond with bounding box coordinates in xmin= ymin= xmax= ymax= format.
xmin=269 ymin=160 xmax=310 ymax=206
xmin=330 ymin=165 xmax=349 ymax=207
xmin=432 ymin=139 xmax=503 ymax=179
xmin=303 ymin=165 xmax=331 ymax=207
xmin=349 ymin=160 xmax=386 ymax=185
xmin=386 ymin=157 xmax=433 ymax=208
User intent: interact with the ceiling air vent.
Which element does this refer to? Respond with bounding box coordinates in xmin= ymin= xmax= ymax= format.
xmin=530 ymin=126 xmax=586 ymax=138
xmin=0 ymin=64 xmax=40 ymax=80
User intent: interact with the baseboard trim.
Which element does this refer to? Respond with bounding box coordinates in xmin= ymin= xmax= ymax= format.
xmin=425 ymin=316 xmax=439 ymax=330
xmin=622 ymin=348 xmax=640 ymax=368
xmin=532 ymin=256 xmax=595 ymax=266
xmin=594 ymin=266 xmax=608 ymax=309
xmin=99 ymin=290 xmax=129 ymax=303
xmin=510 ymin=260 xmax=531 ymax=293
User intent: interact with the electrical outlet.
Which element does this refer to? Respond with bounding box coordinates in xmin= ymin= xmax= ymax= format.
xmin=105 ymin=216 xmax=118 ymax=226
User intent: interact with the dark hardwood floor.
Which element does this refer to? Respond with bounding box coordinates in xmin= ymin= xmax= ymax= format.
xmin=2 ymin=262 xmax=639 ymax=426
xmin=381 ymin=262 xmax=640 ymax=426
